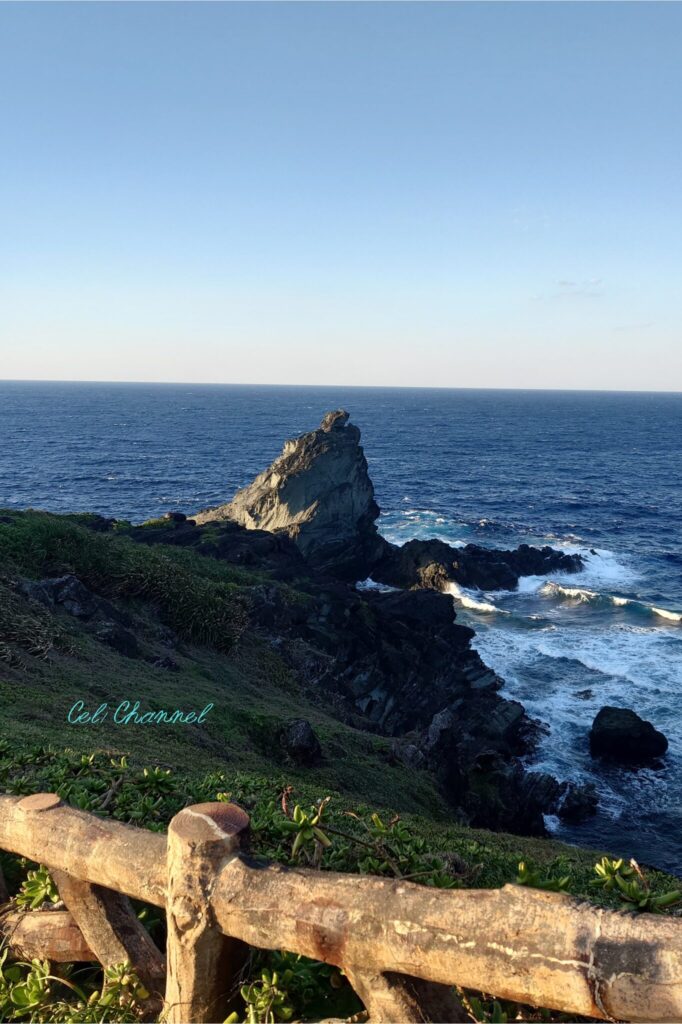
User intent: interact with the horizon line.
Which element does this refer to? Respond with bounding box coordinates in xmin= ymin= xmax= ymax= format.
xmin=0 ymin=378 xmax=680 ymax=396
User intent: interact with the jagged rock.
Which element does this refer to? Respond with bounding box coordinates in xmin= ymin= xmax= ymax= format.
xmin=373 ymin=539 xmax=583 ymax=592
xmin=193 ymin=410 xmax=388 ymax=579
xmin=589 ymin=706 xmax=668 ymax=764
xmin=556 ymin=781 xmax=599 ymax=822
xmin=280 ymin=719 xmax=322 ymax=766
xmin=18 ymin=574 xmax=99 ymax=619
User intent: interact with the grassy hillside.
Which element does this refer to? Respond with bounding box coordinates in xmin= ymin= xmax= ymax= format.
xmin=1 ymin=510 xmax=680 ymax=1022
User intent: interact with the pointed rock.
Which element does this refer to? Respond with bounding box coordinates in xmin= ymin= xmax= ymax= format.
xmin=194 ymin=411 xmax=388 ymax=579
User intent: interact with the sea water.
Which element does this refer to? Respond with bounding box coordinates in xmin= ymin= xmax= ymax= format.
xmin=1 ymin=382 xmax=680 ymax=872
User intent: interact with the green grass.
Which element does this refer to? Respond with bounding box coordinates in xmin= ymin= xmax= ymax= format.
xmin=0 ymin=510 xmax=249 ymax=650
xmin=1 ymin=507 xmax=681 ymax=1021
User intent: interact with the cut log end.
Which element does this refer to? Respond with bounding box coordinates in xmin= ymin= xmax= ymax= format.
xmin=170 ymin=802 xmax=250 ymax=847
xmin=17 ymin=792 xmax=62 ymax=814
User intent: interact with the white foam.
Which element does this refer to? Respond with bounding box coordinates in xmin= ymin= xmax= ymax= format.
xmin=516 ymin=575 xmax=546 ymax=594
xmin=541 ymin=581 xmax=600 ymax=603
xmin=445 ymin=582 xmax=509 ymax=615
xmin=564 ymin=546 xmax=639 ymax=589
xmin=540 ymin=581 xmax=682 ymax=624
xmin=355 ymin=578 xmax=398 ymax=593
xmin=652 ymin=606 xmax=682 ymax=623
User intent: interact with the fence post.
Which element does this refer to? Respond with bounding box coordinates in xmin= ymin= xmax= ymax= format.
xmin=345 ymin=967 xmax=468 ymax=1023
xmin=164 ymin=801 xmax=250 ymax=1024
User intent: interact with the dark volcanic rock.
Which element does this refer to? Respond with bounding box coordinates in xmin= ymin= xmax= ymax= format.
xmin=556 ymin=781 xmax=599 ymax=822
xmin=280 ymin=719 xmax=322 ymax=766
xmin=373 ymin=539 xmax=583 ymax=592
xmin=589 ymin=706 xmax=668 ymax=764
xmin=193 ymin=410 xmax=388 ymax=579
xmin=95 ymin=622 xmax=140 ymax=658
xmin=128 ymin=519 xmax=307 ymax=581
xmin=18 ymin=574 xmax=100 ymax=619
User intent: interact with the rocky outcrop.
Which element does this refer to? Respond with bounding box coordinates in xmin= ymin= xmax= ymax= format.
xmin=18 ymin=574 xmax=101 ymax=619
xmin=373 ymin=539 xmax=583 ymax=592
xmin=191 ymin=409 xmax=582 ymax=590
xmin=280 ymin=719 xmax=322 ymax=766
xmin=589 ymin=706 xmax=668 ymax=764
xmin=101 ymin=411 xmax=592 ymax=834
xmin=129 ymin=518 xmax=307 ymax=581
xmin=194 ymin=410 xmax=387 ymax=580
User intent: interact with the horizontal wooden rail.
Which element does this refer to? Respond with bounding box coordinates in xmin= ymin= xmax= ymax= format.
xmin=1 ymin=909 xmax=94 ymax=962
xmin=1 ymin=792 xmax=681 ymax=1023
xmin=0 ymin=793 xmax=166 ymax=907
xmin=213 ymin=857 xmax=682 ymax=1022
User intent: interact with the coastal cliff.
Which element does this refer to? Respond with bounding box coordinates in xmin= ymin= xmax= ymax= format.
xmin=173 ymin=410 xmax=591 ymax=830
xmin=0 ymin=411 xmax=594 ymax=837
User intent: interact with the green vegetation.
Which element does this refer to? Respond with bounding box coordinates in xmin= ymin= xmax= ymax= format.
xmin=0 ymin=742 xmax=681 ymax=1022
xmin=1 ymin=509 xmax=681 ymax=1021
xmin=0 ymin=511 xmax=248 ymax=650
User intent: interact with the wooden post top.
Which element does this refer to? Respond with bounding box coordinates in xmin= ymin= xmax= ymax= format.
xmin=169 ymin=802 xmax=250 ymax=846
xmin=17 ymin=793 xmax=62 ymax=813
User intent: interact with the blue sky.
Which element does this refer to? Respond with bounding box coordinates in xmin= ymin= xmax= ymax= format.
xmin=1 ymin=2 xmax=680 ymax=390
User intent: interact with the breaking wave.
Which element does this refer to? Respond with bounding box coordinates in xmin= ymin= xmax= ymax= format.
xmin=445 ymin=582 xmax=509 ymax=615
xmin=541 ymin=581 xmax=682 ymax=624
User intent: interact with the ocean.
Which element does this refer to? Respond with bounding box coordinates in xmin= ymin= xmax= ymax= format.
xmin=1 ymin=381 xmax=681 ymax=873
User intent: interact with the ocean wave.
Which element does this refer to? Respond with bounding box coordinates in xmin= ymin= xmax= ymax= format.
xmin=445 ymin=582 xmax=509 ymax=615
xmin=541 ymin=581 xmax=682 ymax=624
xmin=355 ymin=577 xmax=399 ymax=593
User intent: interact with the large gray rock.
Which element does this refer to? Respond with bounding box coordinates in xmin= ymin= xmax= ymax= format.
xmin=194 ymin=410 xmax=387 ymax=579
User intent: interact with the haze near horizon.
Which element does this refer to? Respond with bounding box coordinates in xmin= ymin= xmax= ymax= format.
xmin=1 ymin=2 xmax=680 ymax=391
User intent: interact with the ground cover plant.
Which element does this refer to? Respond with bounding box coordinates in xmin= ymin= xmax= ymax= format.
xmin=0 ymin=742 xmax=680 ymax=1023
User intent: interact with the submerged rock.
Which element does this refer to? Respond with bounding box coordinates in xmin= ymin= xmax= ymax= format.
xmin=589 ymin=706 xmax=668 ymax=764
xmin=194 ymin=410 xmax=387 ymax=580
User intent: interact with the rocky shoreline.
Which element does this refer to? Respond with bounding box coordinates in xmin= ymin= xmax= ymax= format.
xmin=124 ymin=410 xmax=600 ymax=833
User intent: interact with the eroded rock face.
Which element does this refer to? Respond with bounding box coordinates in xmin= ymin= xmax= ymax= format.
xmin=590 ymin=706 xmax=668 ymax=764
xmin=101 ymin=512 xmax=592 ymax=834
xmin=194 ymin=410 xmax=387 ymax=580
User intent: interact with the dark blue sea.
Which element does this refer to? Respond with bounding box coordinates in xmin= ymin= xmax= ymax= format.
xmin=1 ymin=382 xmax=681 ymax=873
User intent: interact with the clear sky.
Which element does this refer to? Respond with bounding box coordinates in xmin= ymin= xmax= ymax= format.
xmin=1 ymin=1 xmax=680 ymax=390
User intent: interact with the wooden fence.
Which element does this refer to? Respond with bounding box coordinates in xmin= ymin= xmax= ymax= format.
xmin=1 ymin=792 xmax=681 ymax=1024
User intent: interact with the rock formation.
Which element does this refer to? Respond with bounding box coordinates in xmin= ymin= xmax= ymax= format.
xmin=194 ymin=409 xmax=583 ymax=589
xmin=108 ymin=410 xmax=594 ymax=834
xmin=590 ymin=706 xmax=668 ymax=764
xmin=119 ymin=516 xmax=595 ymax=835
xmin=194 ymin=410 xmax=387 ymax=580
xmin=373 ymin=538 xmax=583 ymax=592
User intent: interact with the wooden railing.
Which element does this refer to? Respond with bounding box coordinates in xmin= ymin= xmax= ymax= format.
xmin=1 ymin=793 xmax=682 ymax=1023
